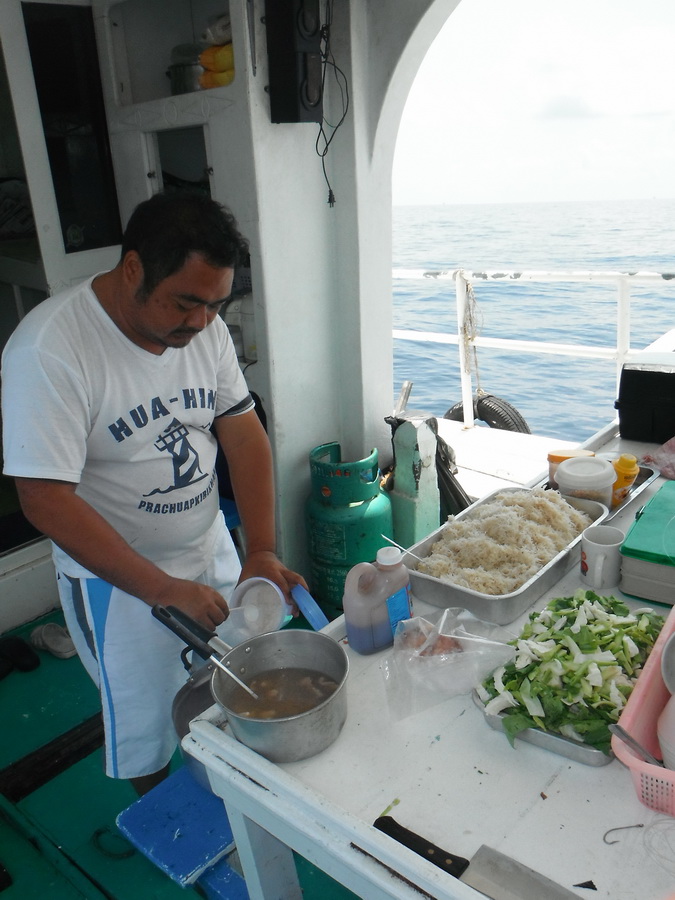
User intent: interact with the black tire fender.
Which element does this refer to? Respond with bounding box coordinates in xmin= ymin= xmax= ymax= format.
xmin=443 ymin=394 xmax=531 ymax=433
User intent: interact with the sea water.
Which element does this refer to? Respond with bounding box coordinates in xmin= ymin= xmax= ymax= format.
xmin=392 ymin=198 xmax=675 ymax=442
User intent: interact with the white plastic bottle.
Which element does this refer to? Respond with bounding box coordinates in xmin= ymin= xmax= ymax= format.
xmin=342 ymin=546 xmax=413 ymax=654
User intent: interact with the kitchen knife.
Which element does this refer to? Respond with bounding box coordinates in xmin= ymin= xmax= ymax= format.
xmin=460 ymin=845 xmax=580 ymax=899
xmin=373 ymin=816 xmax=469 ymax=877
xmin=374 ymin=816 xmax=580 ymax=899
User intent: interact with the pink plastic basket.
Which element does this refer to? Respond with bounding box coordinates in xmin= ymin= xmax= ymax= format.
xmin=612 ymin=604 xmax=675 ymax=815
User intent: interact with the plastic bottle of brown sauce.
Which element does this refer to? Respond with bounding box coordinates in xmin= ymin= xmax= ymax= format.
xmin=342 ymin=547 xmax=413 ymax=654
xmin=611 ymin=454 xmax=640 ymax=508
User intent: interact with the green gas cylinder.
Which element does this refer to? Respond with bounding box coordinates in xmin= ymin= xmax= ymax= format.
xmin=305 ymin=442 xmax=393 ymax=619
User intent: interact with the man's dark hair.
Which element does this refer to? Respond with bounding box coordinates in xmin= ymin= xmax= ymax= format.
xmin=121 ymin=192 xmax=249 ymax=296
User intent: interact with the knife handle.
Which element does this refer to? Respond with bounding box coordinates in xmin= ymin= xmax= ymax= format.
xmin=373 ymin=816 xmax=470 ymax=878
xmin=152 ymin=605 xmax=215 ymax=661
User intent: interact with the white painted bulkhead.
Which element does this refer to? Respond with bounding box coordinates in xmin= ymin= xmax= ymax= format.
xmin=231 ymin=0 xmax=463 ymax=572
xmin=0 ymin=0 xmax=463 ymax=626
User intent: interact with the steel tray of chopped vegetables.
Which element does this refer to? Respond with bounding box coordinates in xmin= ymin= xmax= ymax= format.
xmin=474 ymin=590 xmax=665 ymax=765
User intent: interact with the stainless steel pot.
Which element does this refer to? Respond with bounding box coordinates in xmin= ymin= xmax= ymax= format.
xmin=167 ymin=63 xmax=202 ymax=95
xmin=211 ymin=628 xmax=348 ymax=762
xmin=172 ymin=660 xmax=215 ymax=787
xmin=166 ymin=43 xmax=204 ymax=96
xmin=156 ymin=605 xmax=349 ymax=764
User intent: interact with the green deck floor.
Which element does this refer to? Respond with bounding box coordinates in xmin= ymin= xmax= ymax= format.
xmin=0 ymin=611 xmax=360 ymax=899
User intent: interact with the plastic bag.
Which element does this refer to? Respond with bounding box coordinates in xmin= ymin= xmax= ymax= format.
xmin=201 ymin=13 xmax=232 ymax=46
xmin=642 ymin=436 xmax=675 ymax=479
xmin=381 ymin=608 xmax=516 ymax=720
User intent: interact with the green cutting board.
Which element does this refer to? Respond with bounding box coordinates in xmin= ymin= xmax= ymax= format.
xmin=621 ymin=481 xmax=675 ymax=566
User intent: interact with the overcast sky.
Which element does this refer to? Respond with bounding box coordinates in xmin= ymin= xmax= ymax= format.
xmin=392 ymin=0 xmax=675 ymax=206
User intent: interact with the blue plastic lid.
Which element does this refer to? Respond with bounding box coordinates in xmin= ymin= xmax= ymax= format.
xmin=291 ymin=584 xmax=330 ymax=631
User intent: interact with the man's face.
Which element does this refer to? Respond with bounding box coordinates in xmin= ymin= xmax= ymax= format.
xmin=123 ymin=253 xmax=234 ymax=353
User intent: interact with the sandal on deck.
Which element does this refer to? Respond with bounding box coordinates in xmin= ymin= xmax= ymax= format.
xmin=30 ymin=623 xmax=76 ymax=660
xmin=0 ymin=636 xmax=40 ymax=671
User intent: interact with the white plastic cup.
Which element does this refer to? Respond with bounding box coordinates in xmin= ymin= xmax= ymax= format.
xmin=580 ymin=524 xmax=624 ymax=590
xmin=657 ymin=694 xmax=675 ymax=769
xmin=220 ymin=577 xmax=293 ymax=644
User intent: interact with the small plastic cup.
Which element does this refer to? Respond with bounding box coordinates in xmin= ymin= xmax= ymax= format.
xmin=222 ymin=577 xmax=293 ymax=644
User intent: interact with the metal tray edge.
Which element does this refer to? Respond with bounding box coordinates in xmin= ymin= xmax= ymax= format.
xmin=471 ymin=690 xmax=614 ymax=767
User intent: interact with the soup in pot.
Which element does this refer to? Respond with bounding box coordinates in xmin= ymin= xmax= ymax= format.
xmin=226 ymin=666 xmax=339 ymax=719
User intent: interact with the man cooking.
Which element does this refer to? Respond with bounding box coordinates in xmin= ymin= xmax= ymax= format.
xmin=1 ymin=192 xmax=305 ymax=795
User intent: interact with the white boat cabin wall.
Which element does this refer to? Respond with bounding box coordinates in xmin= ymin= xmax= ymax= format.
xmin=0 ymin=0 xmax=462 ymax=631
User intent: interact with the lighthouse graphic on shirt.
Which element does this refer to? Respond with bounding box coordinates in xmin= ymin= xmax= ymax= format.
xmin=143 ymin=417 xmax=209 ymax=497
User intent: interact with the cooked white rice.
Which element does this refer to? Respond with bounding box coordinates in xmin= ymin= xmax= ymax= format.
xmin=416 ymin=489 xmax=592 ymax=595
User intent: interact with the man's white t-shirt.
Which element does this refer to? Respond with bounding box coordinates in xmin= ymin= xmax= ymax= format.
xmin=1 ymin=276 xmax=254 ymax=579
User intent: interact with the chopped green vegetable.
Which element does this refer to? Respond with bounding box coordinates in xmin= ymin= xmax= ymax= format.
xmin=477 ymin=589 xmax=665 ymax=755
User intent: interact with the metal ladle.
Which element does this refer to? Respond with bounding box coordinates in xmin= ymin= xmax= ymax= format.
xmin=609 ymin=723 xmax=664 ymax=767
xmin=206 ymin=646 xmax=259 ymax=700
xmin=152 ymin=605 xmax=259 ymax=700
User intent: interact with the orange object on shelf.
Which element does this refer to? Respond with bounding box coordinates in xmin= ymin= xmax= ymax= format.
xmin=199 ymin=69 xmax=235 ymax=89
xmin=199 ymin=43 xmax=234 ymax=72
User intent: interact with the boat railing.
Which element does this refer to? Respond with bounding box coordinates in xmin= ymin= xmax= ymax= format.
xmin=392 ymin=267 xmax=675 ymax=429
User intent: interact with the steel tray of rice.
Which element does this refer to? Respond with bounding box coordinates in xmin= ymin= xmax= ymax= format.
xmin=405 ymin=487 xmax=608 ymax=624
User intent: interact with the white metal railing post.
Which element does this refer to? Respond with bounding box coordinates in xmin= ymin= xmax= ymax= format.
xmin=454 ymin=270 xmax=475 ymax=428
xmin=392 ymin=269 xmax=675 ymax=417
xmin=615 ymin=276 xmax=631 ymax=393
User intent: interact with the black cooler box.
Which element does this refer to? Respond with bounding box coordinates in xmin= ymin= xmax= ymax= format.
xmin=620 ymin=481 xmax=675 ymax=604
xmin=615 ymin=352 xmax=675 ymax=443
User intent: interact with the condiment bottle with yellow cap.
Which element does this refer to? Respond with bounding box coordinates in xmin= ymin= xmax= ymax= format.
xmin=611 ymin=454 xmax=640 ymax=508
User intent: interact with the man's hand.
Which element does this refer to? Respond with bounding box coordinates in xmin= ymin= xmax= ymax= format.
xmin=153 ymin=578 xmax=230 ymax=629
xmin=239 ymin=549 xmax=308 ymax=612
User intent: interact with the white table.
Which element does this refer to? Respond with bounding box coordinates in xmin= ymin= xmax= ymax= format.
xmin=184 ymin=476 xmax=675 ymax=900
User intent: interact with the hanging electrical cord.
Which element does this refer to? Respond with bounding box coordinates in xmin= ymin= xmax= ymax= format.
xmin=316 ymin=0 xmax=349 ymax=206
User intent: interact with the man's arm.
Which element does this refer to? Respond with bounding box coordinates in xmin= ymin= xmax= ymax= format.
xmin=213 ymin=409 xmax=306 ymax=596
xmin=14 ymin=478 xmax=230 ymax=628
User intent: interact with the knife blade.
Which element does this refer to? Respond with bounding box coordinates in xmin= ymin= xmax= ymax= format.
xmin=374 ymin=816 xmax=579 ymax=899
xmin=460 ymin=845 xmax=580 ymax=899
